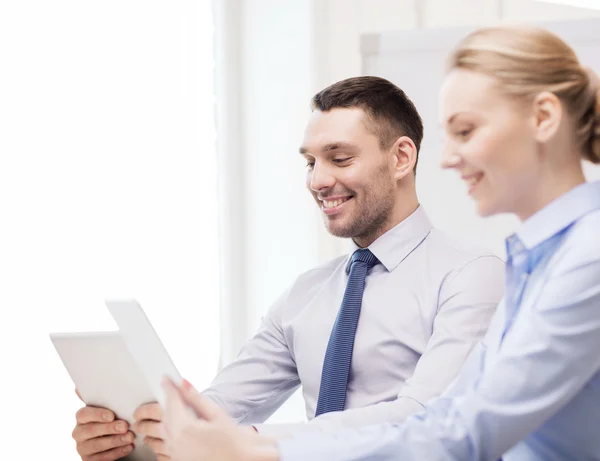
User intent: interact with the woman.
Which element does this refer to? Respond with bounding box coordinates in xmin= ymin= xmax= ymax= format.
xmin=161 ymin=25 xmax=600 ymax=461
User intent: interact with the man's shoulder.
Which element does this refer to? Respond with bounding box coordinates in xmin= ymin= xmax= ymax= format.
xmin=275 ymin=254 xmax=348 ymax=311
xmin=422 ymin=228 xmax=505 ymax=280
xmin=426 ymin=227 xmax=502 ymax=263
xmin=293 ymin=254 xmax=348 ymax=285
xmin=423 ymin=229 xmax=505 ymax=304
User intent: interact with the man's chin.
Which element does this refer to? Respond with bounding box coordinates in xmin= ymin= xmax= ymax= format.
xmin=324 ymin=220 xmax=355 ymax=239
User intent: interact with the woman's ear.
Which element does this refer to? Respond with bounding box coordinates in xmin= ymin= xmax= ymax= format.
xmin=532 ymin=91 xmax=562 ymax=144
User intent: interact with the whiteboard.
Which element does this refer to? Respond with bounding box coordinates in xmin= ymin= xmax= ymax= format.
xmin=362 ymin=19 xmax=600 ymax=257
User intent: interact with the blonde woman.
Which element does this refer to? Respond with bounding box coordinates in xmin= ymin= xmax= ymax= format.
xmin=161 ymin=25 xmax=600 ymax=461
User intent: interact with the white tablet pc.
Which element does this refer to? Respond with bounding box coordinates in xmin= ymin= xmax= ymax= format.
xmin=105 ymin=299 xmax=183 ymax=405
xmin=50 ymin=299 xmax=183 ymax=461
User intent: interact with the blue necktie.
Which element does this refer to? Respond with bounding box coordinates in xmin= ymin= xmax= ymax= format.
xmin=315 ymin=248 xmax=380 ymax=416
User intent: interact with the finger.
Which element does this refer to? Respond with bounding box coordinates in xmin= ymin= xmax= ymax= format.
xmin=76 ymin=406 xmax=115 ymax=424
xmin=86 ymin=444 xmax=134 ymax=461
xmin=79 ymin=432 xmax=134 ymax=456
xmin=73 ymin=420 xmax=128 ymax=442
xmin=133 ymin=420 xmax=165 ymax=439
xmin=156 ymin=455 xmax=172 ymax=461
xmin=161 ymin=377 xmax=192 ymax=437
xmin=133 ymin=402 xmax=162 ymax=422
xmin=179 ymin=379 xmax=232 ymax=426
xmin=143 ymin=436 xmax=169 ymax=456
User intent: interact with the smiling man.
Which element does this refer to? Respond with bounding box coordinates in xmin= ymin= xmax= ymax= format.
xmin=72 ymin=76 xmax=504 ymax=461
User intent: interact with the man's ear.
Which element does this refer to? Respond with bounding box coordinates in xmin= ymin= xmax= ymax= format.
xmin=531 ymin=91 xmax=562 ymax=144
xmin=389 ymin=136 xmax=417 ymax=180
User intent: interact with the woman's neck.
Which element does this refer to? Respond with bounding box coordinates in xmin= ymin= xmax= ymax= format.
xmin=516 ymin=160 xmax=586 ymax=222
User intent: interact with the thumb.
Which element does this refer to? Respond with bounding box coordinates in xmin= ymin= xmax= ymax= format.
xmin=161 ymin=377 xmax=193 ymax=438
xmin=180 ymin=379 xmax=234 ymax=426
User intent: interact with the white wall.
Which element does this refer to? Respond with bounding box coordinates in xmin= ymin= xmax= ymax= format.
xmin=239 ymin=0 xmax=323 ymax=334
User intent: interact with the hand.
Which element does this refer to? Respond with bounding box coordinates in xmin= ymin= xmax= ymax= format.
xmin=161 ymin=378 xmax=279 ymax=461
xmin=132 ymin=403 xmax=170 ymax=460
xmin=72 ymin=396 xmax=135 ymax=461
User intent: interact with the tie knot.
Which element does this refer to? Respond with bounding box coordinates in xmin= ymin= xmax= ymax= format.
xmin=350 ymin=249 xmax=379 ymax=270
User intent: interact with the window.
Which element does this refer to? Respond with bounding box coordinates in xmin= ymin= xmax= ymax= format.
xmin=0 ymin=1 xmax=219 ymax=459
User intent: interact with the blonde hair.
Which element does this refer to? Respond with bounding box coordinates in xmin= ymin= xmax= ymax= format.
xmin=447 ymin=26 xmax=600 ymax=164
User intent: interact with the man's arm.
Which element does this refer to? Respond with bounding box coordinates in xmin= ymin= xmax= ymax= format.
xmin=257 ymin=255 xmax=504 ymax=435
xmin=202 ymin=286 xmax=301 ymax=424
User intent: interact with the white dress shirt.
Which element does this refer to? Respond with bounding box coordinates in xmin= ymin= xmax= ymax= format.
xmin=203 ymin=206 xmax=505 ymax=435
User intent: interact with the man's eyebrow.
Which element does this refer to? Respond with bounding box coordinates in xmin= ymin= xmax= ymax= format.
xmin=323 ymin=142 xmax=357 ymax=152
xmin=299 ymin=142 xmax=357 ymax=155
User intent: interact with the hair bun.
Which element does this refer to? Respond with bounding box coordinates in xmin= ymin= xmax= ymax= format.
xmin=590 ymin=85 xmax=600 ymax=164
xmin=584 ymin=67 xmax=600 ymax=164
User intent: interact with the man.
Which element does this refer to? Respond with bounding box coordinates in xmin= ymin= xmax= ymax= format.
xmin=71 ymin=76 xmax=504 ymax=461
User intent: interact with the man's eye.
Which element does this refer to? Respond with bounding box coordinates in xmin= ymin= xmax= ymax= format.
xmin=305 ymin=162 xmax=315 ymax=169
xmin=333 ymin=158 xmax=350 ymax=164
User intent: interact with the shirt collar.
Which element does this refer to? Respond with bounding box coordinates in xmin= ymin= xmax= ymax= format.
xmin=346 ymin=205 xmax=432 ymax=273
xmin=515 ymin=180 xmax=600 ymax=251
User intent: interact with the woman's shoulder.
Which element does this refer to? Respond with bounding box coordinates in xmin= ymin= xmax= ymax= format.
xmin=566 ymin=209 xmax=600 ymax=251
xmin=551 ymin=209 xmax=600 ymax=273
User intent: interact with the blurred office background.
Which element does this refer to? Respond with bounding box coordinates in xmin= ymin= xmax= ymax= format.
xmin=1 ymin=0 xmax=600 ymax=459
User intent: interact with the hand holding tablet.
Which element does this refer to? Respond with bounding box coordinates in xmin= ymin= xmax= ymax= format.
xmin=51 ymin=300 xmax=183 ymax=461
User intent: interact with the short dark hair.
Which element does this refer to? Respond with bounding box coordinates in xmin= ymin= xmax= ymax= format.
xmin=311 ymin=76 xmax=424 ymax=173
